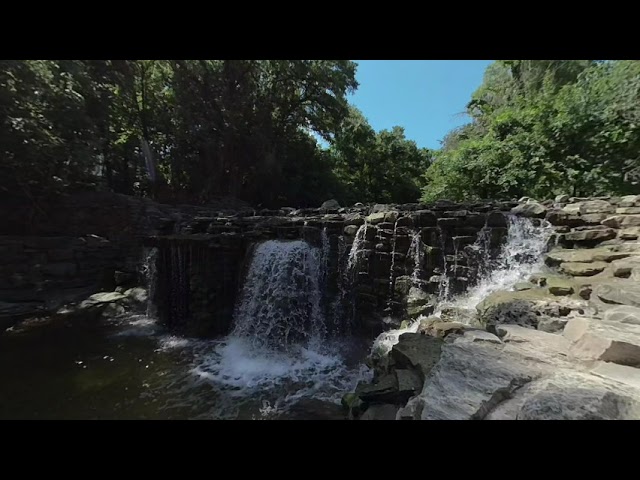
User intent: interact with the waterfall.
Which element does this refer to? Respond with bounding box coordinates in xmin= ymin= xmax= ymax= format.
xmin=190 ymin=238 xmax=369 ymax=413
xmin=407 ymin=230 xmax=424 ymax=288
xmin=347 ymin=222 xmax=368 ymax=274
xmin=142 ymin=247 xmax=159 ymax=319
xmin=372 ymin=215 xmax=553 ymax=356
xmin=386 ymin=221 xmax=399 ymax=309
xmin=437 ymin=227 xmax=451 ymax=301
xmin=232 ymin=240 xmax=325 ymax=350
xmin=450 ymin=215 xmax=553 ymax=311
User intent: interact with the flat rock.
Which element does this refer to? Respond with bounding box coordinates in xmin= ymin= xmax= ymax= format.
xmin=611 ymin=256 xmax=640 ymax=277
xmin=83 ymin=291 xmax=126 ymax=305
xmin=545 ymin=248 xmax=630 ymax=265
xmin=454 ymin=330 xmax=502 ymax=344
xmin=546 ymin=276 xmax=575 ymax=295
xmin=390 ymin=333 xmax=443 ymax=380
xmin=423 ymin=321 xmax=466 ymax=338
xmin=619 ymin=227 xmax=640 ymax=240
xmin=594 ymin=283 xmax=640 ymax=307
xmin=365 ymin=212 xmax=386 ymax=224
xmin=516 ymin=370 xmax=640 ymax=420
xmin=603 ymin=305 xmax=640 ymax=325
xmin=537 ymin=317 xmax=569 ymax=333
xmin=590 ymin=362 xmax=640 ymax=390
xmin=578 ymin=200 xmax=615 ymax=214
xmin=559 ymin=261 xmax=608 ymax=277
xmin=619 ymin=195 xmax=640 ymax=207
xmin=603 ymin=215 xmax=640 ymax=228
xmin=439 ymin=306 xmax=477 ymax=325
xmin=564 ymin=229 xmax=616 ymax=243
xmin=564 ymin=317 xmax=640 ymax=367
xmin=415 ymin=341 xmax=547 ymax=420
xmin=511 ymin=201 xmax=547 ymax=218
xmin=497 ymin=324 xmax=572 ymax=365
xmin=616 ymin=207 xmax=640 ymax=214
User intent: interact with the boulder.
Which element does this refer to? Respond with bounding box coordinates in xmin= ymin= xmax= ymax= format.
xmin=320 ymin=199 xmax=340 ymax=210
xmin=545 ymin=276 xmax=576 ymax=296
xmin=407 ymin=303 xmax=434 ymax=319
xmin=590 ymin=362 xmax=640 ymax=390
xmin=476 ymin=291 xmax=540 ymax=329
xmin=343 ymin=225 xmax=359 ymax=236
xmin=616 ymin=207 xmax=640 ymax=214
xmin=545 ymin=248 xmax=630 ymax=265
xmin=562 ymin=203 xmax=582 ymax=215
xmin=439 ymin=306 xmax=477 ymax=325
xmin=384 ymin=211 xmax=399 ymax=223
xmin=414 ymin=341 xmax=547 ymax=420
xmin=422 ymin=321 xmax=466 ymax=338
xmin=516 ymin=370 xmax=640 ymax=420
xmin=537 ymin=317 xmax=569 ymax=333
xmin=579 ymin=200 xmax=615 ymax=214
xmin=581 ymin=213 xmax=609 ymax=224
xmin=123 ymin=287 xmax=148 ymax=306
xmin=619 ymin=227 xmax=640 ymax=240
xmin=594 ymin=283 xmax=640 ymax=307
xmin=454 ymin=330 xmax=502 ymax=344
xmin=555 ymin=194 xmax=570 ymax=203
xmin=611 ymin=256 xmax=640 ymax=277
xmin=564 ymin=317 xmax=640 ymax=366
xmin=603 ymin=215 xmax=640 ymax=228
xmin=603 ymin=305 xmax=640 ymax=325
xmin=514 ymin=282 xmax=534 ymax=291
xmin=80 ymin=291 xmax=126 ymax=308
xmin=359 ymin=404 xmax=399 ymax=420
xmin=564 ymin=229 xmax=616 ymax=243
xmin=511 ymin=201 xmax=547 ymax=218
xmin=366 ymin=212 xmax=386 ymax=225
xmin=390 ymin=333 xmax=443 ymax=380
xmin=417 ymin=316 xmax=439 ymax=334
xmin=619 ymin=195 xmax=640 ymax=207
xmin=355 ymin=374 xmax=398 ymax=404
xmin=497 ymin=324 xmax=572 ymax=365
xmin=559 ymin=261 xmax=608 ymax=277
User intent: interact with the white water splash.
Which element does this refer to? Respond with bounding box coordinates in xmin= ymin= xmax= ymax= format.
xmin=232 ymin=240 xmax=325 ymax=349
xmin=372 ymin=216 xmax=553 ymax=356
xmin=408 ymin=230 xmax=424 ymax=288
xmin=190 ymin=239 xmax=371 ymax=411
xmin=347 ymin=223 xmax=368 ymax=274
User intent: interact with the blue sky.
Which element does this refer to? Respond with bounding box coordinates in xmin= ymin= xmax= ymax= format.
xmin=348 ymin=60 xmax=493 ymax=150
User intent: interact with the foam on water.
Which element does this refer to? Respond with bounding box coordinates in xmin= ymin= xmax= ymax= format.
xmin=186 ymin=239 xmax=371 ymax=412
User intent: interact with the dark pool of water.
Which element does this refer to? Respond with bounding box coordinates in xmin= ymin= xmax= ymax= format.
xmin=0 ymin=314 xmax=369 ymax=420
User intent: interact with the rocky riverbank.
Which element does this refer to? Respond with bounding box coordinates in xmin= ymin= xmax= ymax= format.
xmin=345 ymin=194 xmax=640 ymax=420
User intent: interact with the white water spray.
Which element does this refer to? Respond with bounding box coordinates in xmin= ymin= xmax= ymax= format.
xmin=372 ymin=216 xmax=553 ymax=356
xmin=190 ymin=239 xmax=370 ymax=412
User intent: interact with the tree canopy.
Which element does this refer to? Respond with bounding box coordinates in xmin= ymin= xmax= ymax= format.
xmin=422 ymin=60 xmax=640 ymax=202
xmin=2 ymin=60 xmax=637 ymax=208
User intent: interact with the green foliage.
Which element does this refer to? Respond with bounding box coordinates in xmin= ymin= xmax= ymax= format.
xmin=330 ymin=107 xmax=433 ymax=204
xmin=1 ymin=60 xmax=358 ymax=207
xmin=423 ymin=60 xmax=640 ymax=202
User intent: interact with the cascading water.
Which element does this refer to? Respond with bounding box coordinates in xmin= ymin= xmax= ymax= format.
xmin=232 ymin=240 xmax=325 ymax=349
xmin=437 ymin=227 xmax=451 ymax=301
xmin=373 ymin=215 xmax=553 ymax=356
xmin=141 ymin=247 xmax=159 ymax=319
xmin=347 ymin=222 xmax=368 ymax=274
xmin=386 ymin=221 xmax=399 ymax=310
xmin=190 ymin=239 xmax=370 ymax=416
xmin=407 ymin=230 xmax=424 ymax=288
